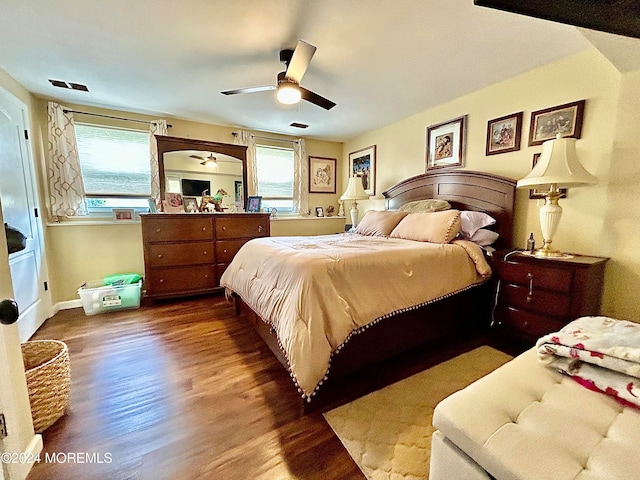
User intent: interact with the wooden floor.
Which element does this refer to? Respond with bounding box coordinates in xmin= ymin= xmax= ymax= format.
xmin=26 ymin=294 xmax=513 ymax=480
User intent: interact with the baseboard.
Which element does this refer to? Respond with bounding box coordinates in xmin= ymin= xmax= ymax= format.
xmin=54 ymin=299 xmax=82 ymax=313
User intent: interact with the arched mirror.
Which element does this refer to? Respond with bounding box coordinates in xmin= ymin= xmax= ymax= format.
xmin=156 ymin=135 xmax=248 ymax=212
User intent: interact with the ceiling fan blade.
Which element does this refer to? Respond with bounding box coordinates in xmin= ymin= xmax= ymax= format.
xmin=299 ymin=86 xmax=336 ymax=110
xmin=221 ymin=85 xmax=276 ymax=95
xmin=285 ymin=40 xmax=316 ymax=83
xmin=189 ymin=154 xmax=205 ymax=160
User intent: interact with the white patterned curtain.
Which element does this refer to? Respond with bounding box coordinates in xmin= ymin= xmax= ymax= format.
xmin=293 ymin=138 xmax=308 ymax=215
xmin=47 ymin=102 xmax=87 ymax=218
xmin=233 ymin=130 xmax=258 ymax=196
xmin=149 ymin=120 xmax=168 ymax=205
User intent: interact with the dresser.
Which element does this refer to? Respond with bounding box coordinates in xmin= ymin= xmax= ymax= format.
xmin=492 ymin=250 xmax=608 ymax=344
xmin=141 ymin=213 xmax=270 ymax=301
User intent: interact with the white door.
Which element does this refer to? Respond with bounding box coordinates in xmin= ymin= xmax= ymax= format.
xmin=0 ymin=87 xmax=50 ymax=341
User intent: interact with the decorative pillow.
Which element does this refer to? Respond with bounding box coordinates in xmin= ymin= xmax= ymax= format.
xmin=469 ymin=228 xmax=500 ymax=246
xmin=460 ymin=211 xmax=496 ymax=238
xmin=354 ymin=210 xmax=408 ymax=237
xmin=398 ymin=199 xmax=451 ymax=214
xmin=390 ymin=210 xmax=461 ymax=244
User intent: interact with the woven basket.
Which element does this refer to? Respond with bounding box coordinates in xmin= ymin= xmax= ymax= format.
xmin=21 ymin=340 xmax=71 ymax=433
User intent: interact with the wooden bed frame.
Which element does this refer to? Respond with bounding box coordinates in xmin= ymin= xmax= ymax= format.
xmin=235 ymin=170 xmax=516 ymax=410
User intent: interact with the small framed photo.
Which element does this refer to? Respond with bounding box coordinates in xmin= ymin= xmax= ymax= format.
xmin=528 ymin=99 xmax=585 ymax=146
xmin=349 ymin=145 xmax=376 ymax=196
xmin=147 ymin=198 xmax=157 ymax=213
xmin=247 ymin=196 xmax=262 ymax=213
xmin=529 ymin=153 xmax=568 ymax=200
xmin=309 ymin=156 xmax=337 ymax=194
xmin=486 ymin=112 xmax=523 ymax=155
xmin=113 ymin=208 xmax=135 ymax=222
xmin=426 ymin=115 xmax=467 ymax=171
xmin=183 ymin=196 xmax=199 ymax=213
xmin=315 ymin=206 xmax=325 ymax=217
xmin=164 ymin=192 xmax=184 ymax=213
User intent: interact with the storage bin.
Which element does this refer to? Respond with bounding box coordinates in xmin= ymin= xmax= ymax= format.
xmin=22 ymin=340 xmax=70 ymax=433
xmin=78 ymin=280 xmax=142 ymax=315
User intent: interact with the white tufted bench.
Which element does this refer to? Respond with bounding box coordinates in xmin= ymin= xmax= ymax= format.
xmin=430 ymin=348 xmax=640 ymax=480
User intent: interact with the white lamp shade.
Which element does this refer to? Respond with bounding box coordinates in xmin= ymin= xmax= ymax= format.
xmin=340 ymin=176 xmax=369 ymax=201
xmin=517 ymin=134 xmax=597 ymax=189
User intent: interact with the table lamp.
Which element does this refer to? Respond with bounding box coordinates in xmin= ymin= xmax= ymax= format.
xmin=340 ymin=176 xmax=369 ymax=227
xmin=516 ymin=134 xmax=596 ymax=257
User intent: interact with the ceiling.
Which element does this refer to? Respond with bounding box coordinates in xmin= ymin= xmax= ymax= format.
xmin=1 ymin=0 xmax=639 ymax=142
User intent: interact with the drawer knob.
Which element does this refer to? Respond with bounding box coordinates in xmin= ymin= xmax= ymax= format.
xmin=523 ymin=321 xmax=529 ymax=329
xmin=526 ymin=295 xmax=533 ymax=303
xmin=203 ymin=251 xmax=207 ymax=255
xmin=156 ymin=228 xmax=161 ymax=233
xmin=258 ymin=225 xmax=263 ymax=233
xmin=223 ymin=249 xmax=227 ymax=254
xmin=527 ymin=272 xmax=533 ymax=279
xmin=222 ymin=226 xmax=226 ymax=231
xmin=202 ymin=227 xmax=206 ymax=232
xmin=157 ymin=254 xmax=163 ymax=259
xmin=204 ymin=274 xmax=209 ymax=279
xmin=159 ymin=279 xmax=164 ymax=283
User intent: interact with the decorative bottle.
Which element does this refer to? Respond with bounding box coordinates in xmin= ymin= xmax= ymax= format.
xmin=526 ymin=233 xmax=535 ymax=252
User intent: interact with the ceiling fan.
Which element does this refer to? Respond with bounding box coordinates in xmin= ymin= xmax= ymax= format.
xmin=189 ymin=153 xmax=218 ymax=168
xmin=221 ymin=40 xmax=336 ymax=110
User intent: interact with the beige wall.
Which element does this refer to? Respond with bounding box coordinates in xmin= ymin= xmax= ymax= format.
xmin=28 ymin=99 xmax=343 ymax=303
xmin=344 ymin=48 xmax=640 ymax=321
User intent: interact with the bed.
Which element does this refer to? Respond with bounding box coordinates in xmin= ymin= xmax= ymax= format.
xmin=221 ymin=170 xmax=516 ymax=408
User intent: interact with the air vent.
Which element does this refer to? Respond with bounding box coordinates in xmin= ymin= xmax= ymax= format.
xmin=48 ymin=79 xmax=89 ymax=92
xmin=290 ymin=122 xmax=309 ymax=129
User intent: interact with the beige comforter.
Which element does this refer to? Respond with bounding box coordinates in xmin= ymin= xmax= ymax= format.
xmin=220 ymin=233 xmax=491 ymax=399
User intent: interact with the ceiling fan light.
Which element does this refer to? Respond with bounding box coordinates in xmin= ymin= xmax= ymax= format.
xmin=277 ymin=82 xmax=301 ymax=105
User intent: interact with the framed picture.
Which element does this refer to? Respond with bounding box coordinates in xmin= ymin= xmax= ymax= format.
xmin=426 ymin=115 xmax=467 ymax=171
xmin=164 ymin=192 xmax=184 ymax=213
xmin=183 ymin=196 xmax=199 ymax=213
xmin=234 ymin=180 xmax=243 ymax=206
xmin=309 ymin=156 xmax=337 ymax=194
xmin=147 ymin=198 xmax=157 ymax=213
xmin=247 ymin=196 xmax=262 ymax=213
xmin=486 ymin=112 xmax=523 ymax=155
xmin=528 ymin=99 xmax=585 ymax=146
xmin=315 ymin=206 xmax=324 ymax=217
xmin=113 ymin=208 xmax=135 ymax=222
xmin=529 ymin=153 xmax=568 ymax=199
xmin=349 ymin=145 xmax=376 ymax=196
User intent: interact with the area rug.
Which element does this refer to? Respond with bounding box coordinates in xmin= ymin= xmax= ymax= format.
xmin=323 ymin=345 xmax=512 ymax=480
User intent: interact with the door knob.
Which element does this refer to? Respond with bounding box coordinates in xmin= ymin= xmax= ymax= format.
xmin=0 ymin=299 xmax=19 ymax=325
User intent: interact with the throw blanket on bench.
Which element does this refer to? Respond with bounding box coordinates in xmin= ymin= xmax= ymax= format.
xmin=537 ymin=316 xmax=640 ymax=408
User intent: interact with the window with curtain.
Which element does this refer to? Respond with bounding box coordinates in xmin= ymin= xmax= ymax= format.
xmin=256 ymin=145 xmax=294 ymax=212
xmin=75 ymin=123 xmax=151 ymax=211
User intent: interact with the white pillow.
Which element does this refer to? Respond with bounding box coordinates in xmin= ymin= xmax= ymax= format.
xmin=460 ymin=211 xmax=496 ymax=238
xmin=469 ymin=228 xmax=499 ymax=246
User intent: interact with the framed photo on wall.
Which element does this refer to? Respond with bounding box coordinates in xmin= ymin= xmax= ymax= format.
xmin=309 ymin=156 xmax=337 ymax=194
xmin=528 ymin=99 xmax=585 ymax=146
xmin=529 ymin=153 xmax=568 ymax=199
xmin=348 ymin=145 xmax=376 ymax=196
xmin=486 ymin=112 xmax=523 ymax=155
xmin=426 ymin=115 xmax=467 ymax=170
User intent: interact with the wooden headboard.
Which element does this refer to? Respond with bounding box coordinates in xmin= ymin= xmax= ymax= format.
xmin=382 ymin=170 xmax=517 ymax=248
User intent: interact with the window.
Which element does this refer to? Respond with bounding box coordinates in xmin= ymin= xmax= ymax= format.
xmin=256 ymin=145 xmax=294 ymax=212
xmin=75 ymin=124 xmax=150 ymax=212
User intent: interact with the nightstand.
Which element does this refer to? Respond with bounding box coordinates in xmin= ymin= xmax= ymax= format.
xmin=492 ymin=250 xmax=608 ymax=345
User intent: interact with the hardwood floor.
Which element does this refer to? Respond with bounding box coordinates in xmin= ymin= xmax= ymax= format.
xmin=27 ymin=295 xmax=364 ymax=480
xmin=26 ymin=294 xmax=512 ymax=479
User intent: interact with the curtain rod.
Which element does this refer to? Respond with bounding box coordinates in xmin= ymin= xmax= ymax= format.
xmin=63 ymin=109 xmax=172 ymax=128
xmin=232 ymin=131 xmax=298 ymax=144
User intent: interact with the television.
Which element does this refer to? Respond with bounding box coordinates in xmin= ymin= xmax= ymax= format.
xmin=181 ymin=179 xmax=210 ymax=197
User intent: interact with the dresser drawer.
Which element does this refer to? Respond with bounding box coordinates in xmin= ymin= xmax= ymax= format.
xmin=147 ymin=242 xmax=214 ymax=267
xmin=496 ymin=306 xmax=566 ymax=340
xmin=144 ymin=217 xmax=213 ymax=242
xmin=147 ymin=265 xmax=216 ymax=294
xmin=216 ymin=239 xmax=251 ymax=263
xmin=499 ymin=283 xmax=570 ymax=317
xmin=216 ymin=216 xmax=268 ymax=239
xmin=496 ymin=261 xmax=573 ymax=293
